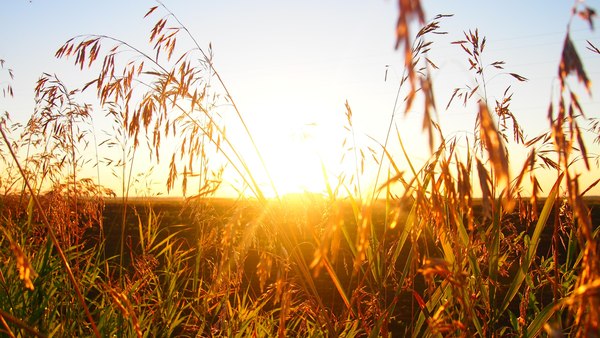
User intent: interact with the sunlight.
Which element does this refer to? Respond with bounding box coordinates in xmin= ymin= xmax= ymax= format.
xmin=247 ymin=108 xmax=395 ymax=200
xmin=260 ymin=121 xmax=329 ymax=198
xmin=5 ymin=1 xmax=600 ymax=335
xmin=240 ymin=108 xmax=355 ymax=199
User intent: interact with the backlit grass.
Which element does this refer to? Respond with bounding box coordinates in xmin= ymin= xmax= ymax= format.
xmin=1 ymin=1 xmax=600 ymax=337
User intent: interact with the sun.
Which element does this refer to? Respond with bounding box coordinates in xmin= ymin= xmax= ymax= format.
xmin=262 ymin=126 xmax=326 ymax=198
xmin=250 ymin=116 xmax=344 ymax=199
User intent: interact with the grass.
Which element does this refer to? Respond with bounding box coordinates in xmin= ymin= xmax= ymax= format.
xmin=1 ymin=1 xmax=600 ymax=336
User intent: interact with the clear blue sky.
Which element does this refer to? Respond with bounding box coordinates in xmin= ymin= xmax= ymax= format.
xmin=1 ymin=1 xmax=599 ymax=197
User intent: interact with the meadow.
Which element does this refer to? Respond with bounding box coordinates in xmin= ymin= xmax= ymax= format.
xmin=1 ymin=1 xmax=600 ymax=337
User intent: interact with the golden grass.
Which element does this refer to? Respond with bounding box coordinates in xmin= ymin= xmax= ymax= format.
xmin=0 ymin=1 xmax=599 ymax=336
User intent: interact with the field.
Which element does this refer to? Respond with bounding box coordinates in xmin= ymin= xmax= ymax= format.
xmin=99 ymin=197 xmax=600 ymax=332
xmin=2 ymin=1 xmax=600 ymax=337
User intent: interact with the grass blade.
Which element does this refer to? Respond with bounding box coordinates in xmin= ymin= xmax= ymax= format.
xmin=526 ymin=300 xmax=562 ymax=337
xmin=499 ymin=173 xmax=564 ymax=316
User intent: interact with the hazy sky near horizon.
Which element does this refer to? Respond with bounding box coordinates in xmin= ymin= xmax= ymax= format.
xmin=1 ymin=1 xmax=600 ymax=197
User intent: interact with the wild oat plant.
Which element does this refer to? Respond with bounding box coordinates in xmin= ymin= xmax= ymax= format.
xmin=1 ymin=1 xmax=599 ymax=337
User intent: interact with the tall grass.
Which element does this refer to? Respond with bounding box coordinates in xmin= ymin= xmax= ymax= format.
xmin=1 ymin=1 xmax=599 ymax=337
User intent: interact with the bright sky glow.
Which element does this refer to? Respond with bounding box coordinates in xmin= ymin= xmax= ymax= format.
xmin=1 ymin=1 xmax=600 ymax=198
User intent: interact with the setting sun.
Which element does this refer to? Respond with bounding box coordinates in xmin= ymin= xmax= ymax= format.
xmin=251 ymin=115 xmax=340 ymax=198
xmin=264 ymin=132 xmax=324 ymax=197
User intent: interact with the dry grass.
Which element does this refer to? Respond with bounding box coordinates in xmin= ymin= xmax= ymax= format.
xmin=0 ymin=1 xmax=599 ymax=336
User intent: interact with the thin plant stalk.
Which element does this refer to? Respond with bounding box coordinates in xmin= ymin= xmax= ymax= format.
xmin=0 ymin=125 xmax=100 ymax=338
xmin=156 ymin=0 xmax=279 ymax=199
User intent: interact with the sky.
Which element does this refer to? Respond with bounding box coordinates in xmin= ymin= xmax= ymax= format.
xmin=1 ymin=0 xmax=600 ymax=198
